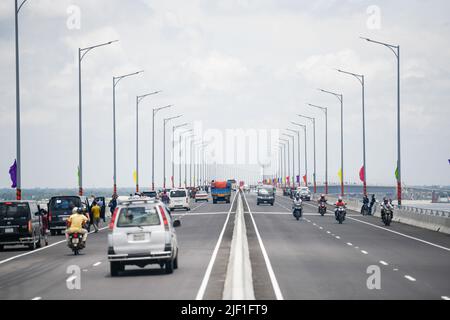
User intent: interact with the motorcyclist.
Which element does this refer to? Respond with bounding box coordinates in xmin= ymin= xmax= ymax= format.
xmin=362 ymin=194 xmax=369 ymax=215
xmin=66 ymin=207 xmax=89 ymax=247
xmin=380 ymin=197 xmax=393 ymax=219
xmin=334 ymin=196 xmax=346 ymax=218
xmin=318 ymin=194 xmax=327 ymax=212
xmin=293 ymin=194 xmax=302 ymax=207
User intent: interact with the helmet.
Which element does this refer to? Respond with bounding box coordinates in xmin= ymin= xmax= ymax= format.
xmin=321 ymin=194 xmax=325 ymax=198
xmin=338 ymin=196 xmax=343 ymax=201
xmin=72 ymin=207 xmax=78 ymax=214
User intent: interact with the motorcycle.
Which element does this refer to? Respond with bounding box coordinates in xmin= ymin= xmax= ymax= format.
xmin=335 ymin=206 xmax=346 ymax=224
xmin=68 ymin=232 xmax=85 ymax=255
xmin=292 ymin=201 xmax=303 ymax=221
xmin=361 ymin=203 xmax=369 ymax=216
xmin=382 ymin=207 xmax=393 ymax=226
xmin=318 ymin=202 xmax=327 ymax=216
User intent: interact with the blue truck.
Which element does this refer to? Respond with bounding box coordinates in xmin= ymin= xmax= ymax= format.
xmin=211 ymin=180 xmax=232 ymax=204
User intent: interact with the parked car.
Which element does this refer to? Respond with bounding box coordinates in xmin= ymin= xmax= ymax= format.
xmin=168 ymin=189 xmax=190 ymax=211
xmin=48 ymin=196 xmax=90 ymax=235
xmin=0 ymin=200 xmax=44 ymax=250
xmin=107 ymin=198 xmax=181 ymax=276
xmin=195 ymin=190 xmax=209 ymax=202
xmin=257 ymin=186 xmax=275 ymax=206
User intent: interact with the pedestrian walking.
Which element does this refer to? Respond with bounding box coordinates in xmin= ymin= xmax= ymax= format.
xmin=91 ymin=201 xmax=101 ymax=232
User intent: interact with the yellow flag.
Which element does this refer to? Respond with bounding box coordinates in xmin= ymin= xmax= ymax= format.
xmin=133 ymin=170 xmax=137 ymax=184
xmin=337 ymin=168 xmax=342 ymax=183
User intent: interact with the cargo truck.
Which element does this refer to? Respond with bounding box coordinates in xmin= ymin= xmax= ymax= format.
xmin=211 ymin=180 xmax=232 ymax=204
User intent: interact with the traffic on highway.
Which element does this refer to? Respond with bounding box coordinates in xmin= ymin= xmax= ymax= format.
xmin=1 ymin=0 xmax=449 ymax=314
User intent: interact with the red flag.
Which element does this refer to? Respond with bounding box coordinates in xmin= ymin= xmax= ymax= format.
xmin=359 ymin=166 xmax=365 ymax=182
xmin=303 ymin=175 xmax=307 ymax=185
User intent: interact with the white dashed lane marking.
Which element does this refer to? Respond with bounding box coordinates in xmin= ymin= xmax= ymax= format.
xmin=347 ymin=243 xmax=353 ymax=246
xmin=361 ymin=250 xmax=368 ymax=255
xmin=442 ymin=296 xmax=450 ymax=300
xmin=404 ymin=275 xmax=416 ymax=282
xmin=32 ymin=297 xmax=42 ymax=300
xmin=379 ymin=261 xmax=389 ymax=266
xmin=93 ymin=262 xmax=101 ymax=267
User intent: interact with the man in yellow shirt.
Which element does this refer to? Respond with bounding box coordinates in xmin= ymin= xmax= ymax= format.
xmin=66 ymin=207 xmax=89 ymax=244
xmin=91 ymin=201 xmax=101 ymax=232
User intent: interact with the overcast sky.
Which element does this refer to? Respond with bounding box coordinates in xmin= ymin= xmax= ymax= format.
xmin=1 ymin=0 xmax=449 ymax=189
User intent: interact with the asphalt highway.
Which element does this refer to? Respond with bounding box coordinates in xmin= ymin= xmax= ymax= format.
xmin=0 ymin=191 xmax=449 ymax=300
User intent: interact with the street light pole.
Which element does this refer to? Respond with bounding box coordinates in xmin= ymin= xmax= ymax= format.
xmin=172 ymin=123 xmax=188 ymax=189
xmin=286 ymin=129 xmax=301 ymax=188
xmin=179 ymin=129 xmax=193 ymax=188
xmin=280 ymin=139 xmax=290 ymax=186
xmin=113 ymin=71 xmax=143 ymax=194
xmin=291 ymin=123 xmax=308 ymax=187
xmin=135 ymin=91 xmax=161 ymax=193
xmin=78 ymin=39 xmax=118 ymax=196
xmin=319 ymin=89 xmax=344 ymax=196
xmin=283 ymin=133 xmax=296 ymax=188
xmin=14 ymin=0 xmax=29 ymax=200
xmin=298 ymin=115 xmax=317 ymax=193
xmin=337 ymin=69 xmax=367 ymax=196
xmin=307 ymin=104 xmax=328 ymax=194
xmin=152 ymin=105 xmax=172 ymax=190
xmin=361 ymin=37 xmax=401 ymax=205
xmin=163 ymin=115 xmax=182 ymax=189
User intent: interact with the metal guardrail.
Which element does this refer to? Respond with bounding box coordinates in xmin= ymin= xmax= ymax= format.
xmin=398 ymin=206 xmax=450 ymax=218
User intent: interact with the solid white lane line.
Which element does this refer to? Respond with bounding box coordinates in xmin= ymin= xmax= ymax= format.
xmin=404 ymin=275 xmax=416 ymax=282
xmin=0 ymin=226 xmax=108 ymax=266
xmin=243 ymin=192 xmax=284 ymax=300
xmin=441 ymin=296 xmax=450 ymax=300
xmin=345 ymin=217 xmax=450 ymax=253
xmin=347 ymin=242 xmax=353 ymax=246
xmin=93 ymin=262 xmax=101 ymax=267
xmin=32 ymin=297 xmax=42 ymax=300
xmin=195 ymin=192 xmax=238 ymax=300
xmin=361 ymin=250 xmax=368 ymax=255
xmin=379 ymin=261 xmax=389 ymax=266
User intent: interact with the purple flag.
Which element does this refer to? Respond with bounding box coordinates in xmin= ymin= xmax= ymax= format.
xmin=296 ymin=175 xmax=300 ymax=183
xmin=9 ymin=160 xmax=17 ymax=188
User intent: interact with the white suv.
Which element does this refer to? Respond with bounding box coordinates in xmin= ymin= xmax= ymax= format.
xmin=168 ymin=189 xmax=190 ymax=211
xmin=107 ymin=199 xmax=180 ymax=276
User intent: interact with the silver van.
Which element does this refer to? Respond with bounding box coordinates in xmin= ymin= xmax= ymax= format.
xmin=107 ymin=199 xmax=181 ymax=276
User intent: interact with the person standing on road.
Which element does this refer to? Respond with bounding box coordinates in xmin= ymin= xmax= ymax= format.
xmin=108 ymin=194 xmax=118 ymax=216
xmin=40 ymin=208 xmax=49 ymax=246
xmin=369 ymin=194 xmax=376 ymax=215
xmin=90 ymin=201 xmax=101 ymax=233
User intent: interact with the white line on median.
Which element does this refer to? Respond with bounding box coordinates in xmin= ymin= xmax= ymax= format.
xmin=242 ymin=192 xmax=284 ymax=300
xmin=0 ymin=226 xmax=108 ymax=266
xmin=404 ymin=275 xmax=416 ymax=282
xmin=195 ymin=192 xmax=238 ymax=300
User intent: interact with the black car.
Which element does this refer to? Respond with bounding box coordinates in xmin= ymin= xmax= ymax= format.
xmin=0 ymin=201 xmax=44 ymax=250
xmin=48 ymin=196 xmax=90 ymax=235
xmin=257 ymin=186 xmax=275 ymax=206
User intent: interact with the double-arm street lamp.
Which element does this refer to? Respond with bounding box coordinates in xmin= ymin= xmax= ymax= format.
xmin=112 ymin=70 xmax=143 ymax=194
xmin=307 ymin=104 xmax=328 ymax=194
xmin=337 ymin=68 xmax=367 ymax=196
xmin=298 ymin=114 xmax=317 ymax=193
xmin=135 ymin=91 xmax=161 ymax=193
xmin=163 ymin=115 xmax=182 ymax=189
xmin=319 ymin=89 xmax=344 ymax=196
xmin=78 ymin=40 xmax=118 ymax=196
xmin=152 ymin=105 xmax=172 ymax=190
xmin=291 ymin=122 xmax=308 ymax=187
xmin=361 ymin=37 xmax=402 ymax=205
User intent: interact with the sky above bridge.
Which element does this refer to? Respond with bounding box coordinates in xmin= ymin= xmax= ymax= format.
xmin=0 ymin=0 xmax=449 ymax=188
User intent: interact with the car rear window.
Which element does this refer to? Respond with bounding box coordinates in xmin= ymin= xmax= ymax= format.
xmin=0 ymin=203 xmax=30 ymax=219
xmin=49 ymin=197 xmax=81 ymax=211
xmin=117 ymin=206 xmax=160 ymax=227
xmin=143 ymin=192 xmax=157 ymax=197
xmin=170 ymin=190 xmax=186 ymax=197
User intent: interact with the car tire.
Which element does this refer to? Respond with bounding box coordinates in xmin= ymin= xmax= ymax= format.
xmin=50 ymin=230 xmax=56 ymax=236
xmin=28 ymin=235 xmax=36 ymax=250
xmin=110 ymin=262 xmax=123 ymax=277
xmin=271 ymin=202 xmax=274 ymax=206
xmin=36 ymin=234 xmax=43 ymax=248
xmin=165 ymin=258 xmax=174 ymax=274
xmin=174 ymin=252 xmax=179 ymax=270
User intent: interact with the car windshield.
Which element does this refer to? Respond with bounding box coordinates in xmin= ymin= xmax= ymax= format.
xmin=117 ymin=206 xmax=160 ymax=227
xmin=170 ymin=190 xmax=186 ymax=197
xmin=0 ymin=202 xmax=29 ymax=219
xmin=49 ymin=197 xmax=81 ymax=211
